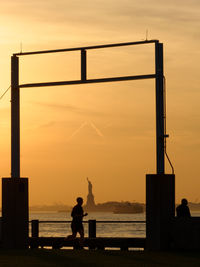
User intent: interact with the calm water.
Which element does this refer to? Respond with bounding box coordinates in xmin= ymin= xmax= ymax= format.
xmin=1 ymin=210 xmax=199 ymax=238
xmin=29 ymin=211 xmax=200 ymax=238
xmin=29 ymin=211 xmax=146 ymax=238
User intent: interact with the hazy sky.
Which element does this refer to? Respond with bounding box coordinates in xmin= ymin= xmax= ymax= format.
xmin=0 ymin=0 xmax=200 ymax=205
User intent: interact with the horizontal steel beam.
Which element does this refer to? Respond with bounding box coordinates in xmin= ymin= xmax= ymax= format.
xmin=14 ymin=40 xmax=158 ymax=56
xmin=19 ymin=74 xmax=156 ymax=88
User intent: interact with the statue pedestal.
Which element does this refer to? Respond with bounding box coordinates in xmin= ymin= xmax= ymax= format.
xmin=86 ymin=193 xmax=95 ymax=209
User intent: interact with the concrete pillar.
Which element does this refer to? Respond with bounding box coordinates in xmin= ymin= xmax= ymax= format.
xmin=0 ymin=217 xmax=2 ymax=243
xmin=146 ymin=174 xmax=175 ymax=250
xmin=2 ymin=178 xmax=29 ymax=248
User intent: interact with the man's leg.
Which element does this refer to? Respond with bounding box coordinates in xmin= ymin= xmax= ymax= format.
xmin=66 ymin=224 xmax=77 ymax=240
xmin=67 ymin=228 xmax=79 ymax=249
xmin=79 ymin=228 xmax=85 ymax=247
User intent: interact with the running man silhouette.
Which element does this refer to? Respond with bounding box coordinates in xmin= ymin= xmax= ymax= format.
xmin=67 ymin=197 xmax=88 ymax=247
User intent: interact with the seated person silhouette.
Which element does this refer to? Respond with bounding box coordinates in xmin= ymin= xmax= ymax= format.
xmin=67 ymin=197 xmax=88 ymax=247
xmin=176 ymin=198 xmax=191 ymax=218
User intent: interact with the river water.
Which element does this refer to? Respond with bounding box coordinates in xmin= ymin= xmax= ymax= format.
xmin=29 ymin=211 xmax=200 ymax=238
xmin=30 ymin=211 xmax=146 ymax=238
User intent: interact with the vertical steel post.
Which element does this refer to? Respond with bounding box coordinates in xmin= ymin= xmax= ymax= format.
xmin=88 ymin=220 xmax=96 ymax=249
xmin=88 ymin=220 xmax=96 ymax=238
xmin=155 ymin=43 xmax=164 ymax=174
xmin=31 ymin=220 xmax=39 ymax=238
xmin=11 ymin=56 xmax=20 ymax=178
xmin=81 ymin=49 xmax=87 ymax=81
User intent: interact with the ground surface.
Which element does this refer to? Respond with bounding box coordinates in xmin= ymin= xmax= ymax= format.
xmin=0 ymin=249 xmax=200 ymax=267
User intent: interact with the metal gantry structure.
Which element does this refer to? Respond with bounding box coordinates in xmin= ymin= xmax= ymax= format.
xmin=11 ymin=39 xmax=165 ymax=178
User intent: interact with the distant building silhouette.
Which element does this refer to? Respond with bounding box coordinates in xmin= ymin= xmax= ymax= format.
xmin=86 ymin=177 xmax=96 ymax=210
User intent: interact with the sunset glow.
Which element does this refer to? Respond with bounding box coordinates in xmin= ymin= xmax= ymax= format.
xmin=0 ymin=0 xmax=200 ymax=206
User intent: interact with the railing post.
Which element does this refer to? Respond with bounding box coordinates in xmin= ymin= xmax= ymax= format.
xmin=31 ymin=220 xmax=39 ymax=238
xmin=31 ymin=220 xmax=39 ymax=249
xmin=88 ymin=220 xmax=96 ymax=250
xmin=88 ymin=220 xmax=96 ymax=238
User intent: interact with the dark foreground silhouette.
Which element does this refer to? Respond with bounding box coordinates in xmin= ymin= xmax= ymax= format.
xmin=67 ymin=197 xmax=88 ymax=247
xmin=176 ymin=198 xmax=191 ymax=218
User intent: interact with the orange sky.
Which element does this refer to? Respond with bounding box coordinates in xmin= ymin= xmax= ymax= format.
xmin=0 ymin=0 xmax=200 ymax=206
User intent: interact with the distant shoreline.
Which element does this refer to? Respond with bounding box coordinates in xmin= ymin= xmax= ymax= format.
xmin=28 ymin=202 xmax=200 ymax=212
xmin=1 ymin=202 xmax=199 ymax=213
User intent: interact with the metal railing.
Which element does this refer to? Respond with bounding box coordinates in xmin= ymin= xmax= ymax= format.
xmin=30 ymin=220 xmax=146 ymax=238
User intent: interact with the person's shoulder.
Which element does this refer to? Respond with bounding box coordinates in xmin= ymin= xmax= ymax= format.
xmin=72 ymin=204 xmax=78 ymax=210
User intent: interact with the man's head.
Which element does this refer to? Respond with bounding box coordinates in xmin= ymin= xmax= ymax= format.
xmin=181 ymin=198 xmax=188 ymax=206
xmin=76 ymin=197 xmax=83 ymax=205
